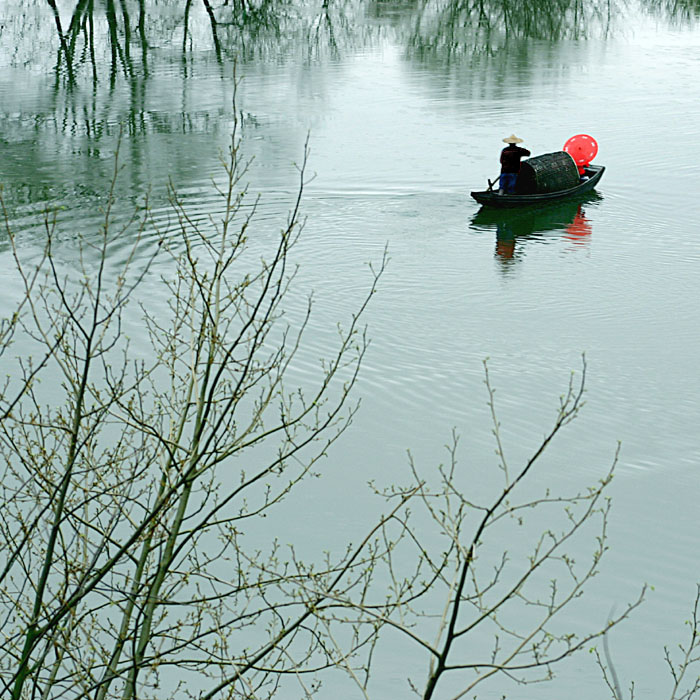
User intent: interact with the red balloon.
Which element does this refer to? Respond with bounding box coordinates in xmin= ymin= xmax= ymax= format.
xmin=563 ymin=134 xmax=598 ymax=166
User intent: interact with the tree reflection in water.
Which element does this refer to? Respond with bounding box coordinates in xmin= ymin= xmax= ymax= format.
xmin=0 ymin=0 xmax=622 ymax=179
xmin=646 ymin=0 xmax=700 ymax=21
xmin=6 ymin=0 xmax=697 ymax=84
xmin=16 ymin=0 xmax=378 ymax=83
xmin=0 ymin=0 xmax=690 ymax=216
xmin=402 ymin=0 xmax=616 ymax=67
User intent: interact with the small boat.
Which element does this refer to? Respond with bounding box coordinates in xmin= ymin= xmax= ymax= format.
xmin=471 ymin=164 xmax=605 ymax=208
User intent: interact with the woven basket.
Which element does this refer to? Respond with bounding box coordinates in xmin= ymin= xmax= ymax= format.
xmin=515 ymin=151 xmax=579 ymax=194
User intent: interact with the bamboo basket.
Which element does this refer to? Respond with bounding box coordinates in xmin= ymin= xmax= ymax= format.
xmin=515 ymin=151 xmax=580 ymax=194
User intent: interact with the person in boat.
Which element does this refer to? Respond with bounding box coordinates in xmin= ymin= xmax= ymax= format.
xmin=499 ymin=135 xmax=531 ymax=194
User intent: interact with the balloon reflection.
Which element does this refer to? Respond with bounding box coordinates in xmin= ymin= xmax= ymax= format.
xmin=469 ymin=194 xmax=601 ymax=266
xmin=564 ymin=207 xmax=593 ymax=243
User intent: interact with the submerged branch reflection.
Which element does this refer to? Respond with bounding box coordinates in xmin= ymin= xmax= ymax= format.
xmin=11 ymin=0 xmax=620 ymax=83
xmin=644 ymin=0 xmax=700 ymax=21
xmin=2 ymin=0 xmax=696 ymax=84
xmin=401 ymin=0 xmax=617 ymax=66
xmin=0 ymin=0 xmax=693 ymax=211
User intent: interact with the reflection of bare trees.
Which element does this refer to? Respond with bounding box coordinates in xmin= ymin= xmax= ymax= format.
xmin=6 ymin=0 xmax=385 ymax=78
xmin=38 ymin=0 xmax=149 ymax=81
xmin=3 ymin=0 xmax=699 ymax=85
xmin=0 ymin=0 xmax=695 ymax=190
xmin=645 ymin=0 xmax=700 ymax=21
xmin=402 ymin=0 xmax=616 ymax=63
xmin=27 ymin=0 xmax=287 ymax=82
xmin=30 ymin=0 xmax=366 ymax=79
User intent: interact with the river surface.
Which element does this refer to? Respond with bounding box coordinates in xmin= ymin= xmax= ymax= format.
xmin=1 ymin=1 xmax=700 ymax=697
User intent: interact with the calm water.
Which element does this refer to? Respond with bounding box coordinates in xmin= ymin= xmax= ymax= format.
xmin=1 ymin=1 xmax=700 ymax=697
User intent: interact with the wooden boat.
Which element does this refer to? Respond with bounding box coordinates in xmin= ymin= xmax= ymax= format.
xmin=471 ymin=164 xmax=605 ymax=208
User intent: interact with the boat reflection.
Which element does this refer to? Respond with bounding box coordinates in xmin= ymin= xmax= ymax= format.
xmin=469 ymin=193 xmax=602 ymax=265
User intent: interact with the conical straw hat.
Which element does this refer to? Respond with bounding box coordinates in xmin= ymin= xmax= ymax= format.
xmin=502 ymin=134 xmax=524 ymax=144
